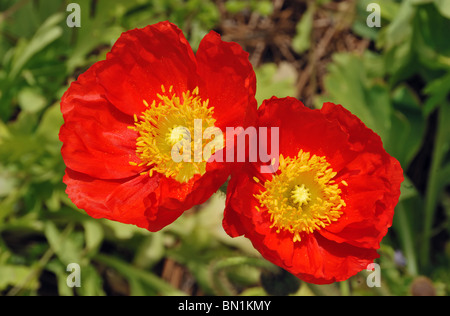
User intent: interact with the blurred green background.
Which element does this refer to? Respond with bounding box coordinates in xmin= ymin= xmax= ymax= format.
xmin=0 ymin=0 xmax=449 ymax=296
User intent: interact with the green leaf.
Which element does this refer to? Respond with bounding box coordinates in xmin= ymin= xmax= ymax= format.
xmin=225 ymin=0 xmax=249 ymax=13
xmin=378 ymin=0 xmax=416 ymax=82
xmin=322 ymin=52 xmax=428 ymax=167
xmin=65 ymin=0 xmax=130 ymax=72
xmin=0 ymin=166 xmax=18 ymax=198
xmin=389 ymin=85 xmax=426 ymax=167
xmin=46 ymin=259 xmax=75 ymax=296
xmin=44 ymin=222 xmax=82 ymax=266
xmin=423 ymin=72 xmax=450 ymax=115
xmin=133 ymin=232 xmax=165 ymax=269
xmin=95 ymin=253 xmax=186 ymax=296
xmin=292 ymin=3 xmax=315 ymax=54
xmin=83 ymin=220 xmax=104 ymax=257
xmin=36 ymin=102 xmax=64 ymax=146
xmin=434 ymin=0 xmax=450 ymax=19
xmin=251 ymin=0 xmax=273 ymax=16
xmin=75 ymin=264 xmax=106 ymax=296
xmin=413 ymin=4 xmax=450 ymax=70
xmin=255 ymin=62 xmax=297 ymax=106
xmin=382 ymin=0 xmax=416 ymax=50
xmin=0 ymin=265 xmax=39 ymax=291
xmin=0 ymin=114 xmax=41 ymax=165
xmin=352 ymin=0 xmax=400 ymax=40
xmin=9 ymin=13 xmax=64 ymax=79
xmin=17 ymin=87 xmax=47 ymax=113
xmin=323 ymin=52 xmax=391 ymax=141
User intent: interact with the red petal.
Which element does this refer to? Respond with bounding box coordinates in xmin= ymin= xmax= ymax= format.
xmin=158 ymin=159 xmax=231 ymax=211
xmin=222 ymin=166 xmax=256 ymax=238
xmin=289 ymin=233 xmax=379 ymax=284
xmin=95 ymin=21 xmax=199 ymax=116
xmin=64 ymin=169 xmax=152 ymax=229
xmin=257 ymin=97 xmax=357 ymax=171
xmin=317 ymin=102 xmax=403 ymax=247
xmin=60 ymin=62 xmax=142 ymax=180
xmin=196 ymin=31 xmax=257 ymax=130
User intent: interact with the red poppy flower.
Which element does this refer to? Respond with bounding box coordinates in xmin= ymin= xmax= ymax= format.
xmin=60 ymin=21 xmax=257 ymax=231
xmin=222 ymin=97 xmax=403 ymax=284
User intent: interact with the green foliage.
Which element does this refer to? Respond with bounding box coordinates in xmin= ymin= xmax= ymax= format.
xmin=292 ymin=2 xmax=315 ymax=54
xmin=225 ymin=0 xmax=273 ymax=16
xmin=254 ymin=62 xmax=297 ymax=106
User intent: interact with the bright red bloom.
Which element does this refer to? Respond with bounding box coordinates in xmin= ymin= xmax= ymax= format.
xmin=60 ymin=21 xmax=257 ymax=231
xmin=223 ymin=97 xmax=403 ymax=284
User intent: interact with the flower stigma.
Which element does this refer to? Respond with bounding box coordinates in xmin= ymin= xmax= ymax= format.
xmin=291 ymin=184 xmax=311 ymax=206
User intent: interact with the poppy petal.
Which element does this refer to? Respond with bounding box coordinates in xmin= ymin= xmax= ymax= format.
xmin=196 ymin=30 xmax=257 ymax=130
xmin=60 ymin=63 xmax=143 ymax=180
xmin=64 ymin=169 xmax=152 ymax=229
xmin=95 ymin=21 xmax=199 ymax=116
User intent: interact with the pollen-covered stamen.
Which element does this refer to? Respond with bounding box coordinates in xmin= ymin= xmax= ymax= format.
xmin=129 ymin=85 xmax=222 ymax=183
xmin=254 ymin=150 xmax=346 ymax=242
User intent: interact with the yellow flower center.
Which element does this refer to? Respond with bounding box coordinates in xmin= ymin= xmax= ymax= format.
xmin=291 ymin=184 xmax=311 ymax=206
xmin=167 ymin=126 xmax=191 ymax=145
xmin=254 ymin=150 xmax=346 ymax=242
xmin=129 ymin=85 xmax=222 ymax=183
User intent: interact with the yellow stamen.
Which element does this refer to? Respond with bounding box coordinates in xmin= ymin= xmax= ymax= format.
xmin=129 ymin=86 xmax=223 ymax=183
xmin=254 ymin=150 xmax=346 ymax=242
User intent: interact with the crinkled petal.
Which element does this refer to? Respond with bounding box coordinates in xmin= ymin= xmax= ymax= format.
xmin=95 ymin=21 xmax=199 ymax=116
xmin=60 ymin=62 xmax=143 ymax=180
xmin=64 ymin=169 xmax=154 ymax=229
xmin=196 ymin=31 xmax=257 ymax=131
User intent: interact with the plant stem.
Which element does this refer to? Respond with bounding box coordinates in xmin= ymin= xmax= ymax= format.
xmin=94 ymin=253 xmax=186 ymax=296
xmin=339 ymin=280 xmax=351 ymax=296
xmin=6 ymin=223 xmax=74 ymax=296
xmin=421 ymin=104 xmax=450 ymax=271
xmin=394 ymin=202 xmax=418 ymax=276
